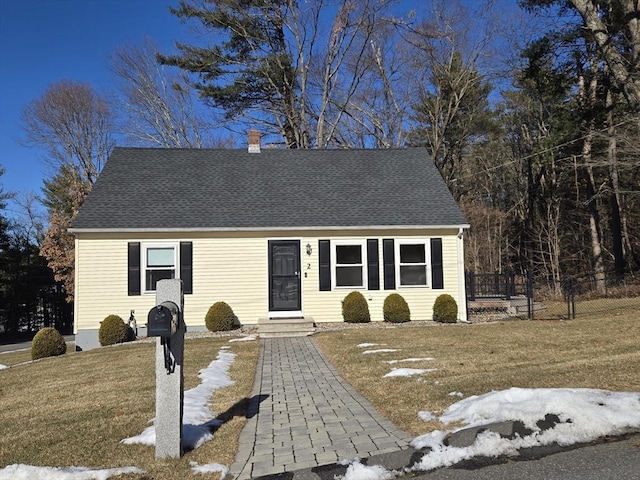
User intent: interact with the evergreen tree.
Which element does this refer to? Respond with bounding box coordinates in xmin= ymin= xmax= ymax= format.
xmin=158 ymin=0 xmax=301 ymax=147
xmin=158 ymin=0 xmax=403 ymax=148
xmin=410 ymin=51 xmax=497 ymax=199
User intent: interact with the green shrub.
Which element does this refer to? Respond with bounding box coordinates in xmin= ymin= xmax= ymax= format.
xmin=433 ymin=294 xmax=458 ymax=323
xmin=31 ymin=327 xmax=67 ymax=360
xmin=342 ymin=291 xmax=371 ymax=323
xmin=383 ymin=293 xmax=411 ymax=323
xmin=99 ymin=315 xmax=128 ymax=346
xmin=205 ymin=301 xmax=235 ymax=332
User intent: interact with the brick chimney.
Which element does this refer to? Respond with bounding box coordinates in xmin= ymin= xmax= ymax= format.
xmin=248 ymin=129 xmax=261 ymax=153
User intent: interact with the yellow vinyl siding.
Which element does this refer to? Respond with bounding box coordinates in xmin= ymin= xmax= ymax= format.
xmin=191 ymin=236 xmax=267 ymax=325
xmin=301 ymin=231 xmax=461 ymax=323
xmin=75 ymin=238 xmax=130 ymax=332
xmin=75 ymin=234 xmax=269 ymax=331
xmin=74 ymin=229 xmax=465 ymax=333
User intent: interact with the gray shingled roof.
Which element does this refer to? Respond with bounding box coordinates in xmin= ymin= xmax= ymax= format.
xmin=70 ymin=147 xmax=468 ymax=231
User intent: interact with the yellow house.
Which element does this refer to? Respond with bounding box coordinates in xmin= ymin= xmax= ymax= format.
xmin=70 ymin=141 xmax=469 ymax=350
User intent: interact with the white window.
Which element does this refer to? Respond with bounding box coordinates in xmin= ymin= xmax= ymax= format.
xmin=332 ymin=240 xmax=366 ymax=288
xmin=143 ymin=243 xmax=178 ymax=292
xmin=396 ymin=241 xmax=429 ymax=287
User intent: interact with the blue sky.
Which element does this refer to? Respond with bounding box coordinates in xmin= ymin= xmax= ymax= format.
xmin=0 ymin=0 xmax=183 ymax=218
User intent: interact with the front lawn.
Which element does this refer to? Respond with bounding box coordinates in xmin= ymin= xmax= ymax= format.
xmin=1 ymin=310 xmax=638 ymax=478
xmin=0 ymin=337 xmax=258 ymax=479
xmin=315 ymin=315 xmax=640 ymax=436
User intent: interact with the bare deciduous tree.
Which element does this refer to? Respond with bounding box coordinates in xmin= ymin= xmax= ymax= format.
xmin=21 ymin=80 xmax=113 ymax=301
xmin=22 ymin=80 xmax=113 ymax=185
xmin=569 ymin=0 xmax=640 ymax=110
xmin=110 ymin=39 xmax=225 ymax=148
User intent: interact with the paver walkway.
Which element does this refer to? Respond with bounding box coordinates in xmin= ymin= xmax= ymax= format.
xmin=228 ymin=337 xmax=413 ymax=479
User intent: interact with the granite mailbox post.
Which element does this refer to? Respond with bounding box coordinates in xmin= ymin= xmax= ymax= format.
xmin=147 ymin=279 xmax=185 ymax=459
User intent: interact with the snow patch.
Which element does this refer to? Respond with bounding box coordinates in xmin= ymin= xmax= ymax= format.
xmin=418 ymin=411 xmax=437 ymax=422
xmin=336 ymin=461 xmax=398 ymax=480
xmin=190 ymin=461 xmax=229 ymax=476
xmin=384 ymin=368 xmax=437 ymax=378
xmin=411 ymin=388 xmax=640 ymax=472
xmin=0 ymin=464 xmax=143 ymax=480
xmin=0 ymin=364 xmax=8 ymax=370
xmin=362 ymin=349 xmax=398 ymax=355
xmin=357 ymin=343 xmax=380 ymax=348
xmin=386 ymin=358 xmax=434 ymax=364
xmin=448 ymin=391 xmax=464 ymax=397
xmin=229 ymin=336 xmax=256 ymax=342
xmin=122 ymin=349 xmax=235 ymax=450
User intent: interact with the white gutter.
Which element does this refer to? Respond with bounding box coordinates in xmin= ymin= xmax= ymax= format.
xmin=68 ymin=224 xmax=471 ymax=234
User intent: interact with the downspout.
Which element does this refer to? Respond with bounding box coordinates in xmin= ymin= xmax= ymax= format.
xmin=456 ymin=227 xmax=469 ymax=322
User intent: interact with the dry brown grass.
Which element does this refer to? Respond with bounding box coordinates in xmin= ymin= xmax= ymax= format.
xmin=0 ymin=348 xmax=33 ymax=366
xmin=0 ymin=337 xmax=258 ymax=479
xmin=539 ymin=296 xmax=640 ymax=319
xmin=315 ymin=314 xmax=640 ymax=436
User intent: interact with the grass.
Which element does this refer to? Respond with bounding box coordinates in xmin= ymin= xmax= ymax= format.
xmin=315 ymin=314 xmax=640 ymax=436
xmin=538 ymin=296 xmax=640 ymax=319
xmin=0 ymin=341 xmax=78 ymax=367
xmin=1 ymin=303 xmax=638 ymax=478
xmin=0 ymin=348 xmax=33 ymax=366
xmin=0 ymin=337 xmax=258 ymax=479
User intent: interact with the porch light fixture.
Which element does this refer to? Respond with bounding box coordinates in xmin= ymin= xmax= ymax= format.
xmin=306 ymin=243 xmax=312 ymax=256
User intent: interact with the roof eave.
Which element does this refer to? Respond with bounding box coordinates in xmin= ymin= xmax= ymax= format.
xmin=69 ymin=224 xmax=471 ymax=234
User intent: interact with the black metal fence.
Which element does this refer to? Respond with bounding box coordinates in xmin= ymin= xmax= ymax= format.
xmin=465 ymin=271 xmax=524 ymax=301
xmin=543 ymin=270 xmax=640 ymax=319
xmin=466 ymin=269 xmax=640 ymax=321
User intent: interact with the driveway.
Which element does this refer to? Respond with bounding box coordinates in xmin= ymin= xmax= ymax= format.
xmin=0 ymin=335 xmax=75 ymax=353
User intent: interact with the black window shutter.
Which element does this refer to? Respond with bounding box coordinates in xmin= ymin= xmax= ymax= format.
xmin=383 ymin=239 xmax=395 ymax=290
xmin=128 ymin=242 xmax=141 ymax=296
xmin=319 ymin=240 xmax=331 ymax=291
xmin=431 ymin=238 xmax=444 ymax=289
xmin=180 ymin=242 xmax=193 ymax=294
xmin=367 ymin=239 xmax=379 ymax=290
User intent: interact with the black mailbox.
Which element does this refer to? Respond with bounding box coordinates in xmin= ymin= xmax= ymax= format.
xmin=147 ymin=301 xmax=179 ymax=337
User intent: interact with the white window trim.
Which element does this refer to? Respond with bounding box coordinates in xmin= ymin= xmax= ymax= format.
xmin=395 ymin=239 xmax=431 ymax=288
xmin=331 ymin=239 xmax=367 ymax=290
xmin=142 ymin=242 xmax=179 ymax=293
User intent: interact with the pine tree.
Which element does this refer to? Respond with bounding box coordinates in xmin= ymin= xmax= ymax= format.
xmin=158 ymin=0 xmax=301 ymax=147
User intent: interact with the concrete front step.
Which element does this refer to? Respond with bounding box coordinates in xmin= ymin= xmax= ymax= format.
xmin=257 ymin=316 xmax=315 ymax=338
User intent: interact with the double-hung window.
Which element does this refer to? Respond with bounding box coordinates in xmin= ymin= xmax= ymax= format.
xmin=397 ymin=241 xmax=429 ymax=286
xmin=333 ymin=240 xmax=366 ymax=288
xmin=143 ymin=244 xmax=177 ymax=292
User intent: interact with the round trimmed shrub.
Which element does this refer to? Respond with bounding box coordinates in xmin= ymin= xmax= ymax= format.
xmin=205 ymin=301 xmax=235 ymax=332
xmin=31 ymin=327 xmax=67 ymax=360
xmin=342 ymin=291 xmax=371 ymax=323
xmin=99 ymin=315 xmax=128 ymax=346
xmin=433 ymin=294 xmax=458 ymax=323
xmin=383 ymin=293 xmax=411 ymax=323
